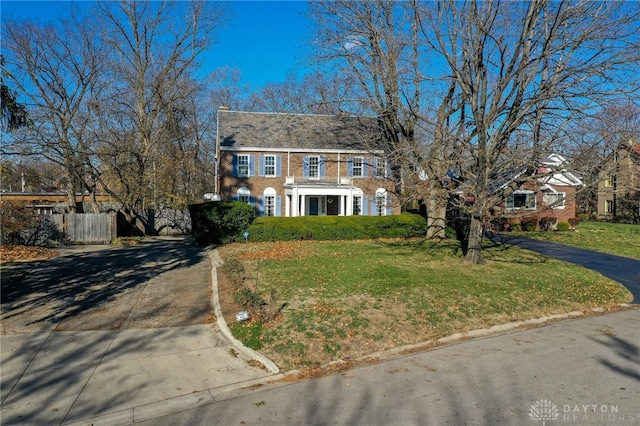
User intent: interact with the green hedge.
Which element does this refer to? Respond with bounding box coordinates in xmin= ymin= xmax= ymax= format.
xmin=189 ymin=201 xmax=256 ymax=244
xmin=245 ymin=213 xmax=427 ymax=242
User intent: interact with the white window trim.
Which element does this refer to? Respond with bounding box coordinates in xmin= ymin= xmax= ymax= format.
xmin=237 ymin=154 xmax=250 ymax=177
xmin=375 ymin=157 xmax=387 ymax=179
xmin=237 ymin=187 xmax=251 ymax=204
xmin=543 ymin=191 xmax=566 ymax=209
xmin=264 ymin=155 xmax=276 ymax=177
xmin=308 ymin=156 xmax=320 ymax=179
xmin=506 ymin=190 xmax=536 ymax=210
xmin=352 ymin=157 xmax=364 ymax=178
xmin=353 ymin=194 xmax=363 ymax=216
xmin=375 ymin=188 xmax=387 ymax=216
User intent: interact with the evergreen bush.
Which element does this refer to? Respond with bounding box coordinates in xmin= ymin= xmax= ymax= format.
xmin=245 ymin=213 xmax=427 ymax=242
xmin=189 ymin=201 xmax=255 ymax=244
xmin=521 ymin=217 xmax=538 ymax=231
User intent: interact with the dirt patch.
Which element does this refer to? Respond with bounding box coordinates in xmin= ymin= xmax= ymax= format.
xmin=217 ymin=268 xmax=245 ymax=325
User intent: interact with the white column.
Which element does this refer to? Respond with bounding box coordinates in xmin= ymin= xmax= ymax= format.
xmin=300 ymin=194 xmax=306 ymax=217
xmin=285 ymin=194 xmax=291 ymax=217
xmin=339 ymin=195 xmax=345 ymax=216
xmin=291 ymin=188 xmax=299 ymax=217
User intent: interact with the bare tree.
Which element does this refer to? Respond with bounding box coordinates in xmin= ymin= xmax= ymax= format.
xmin=419 ymin=0 xmax=640 ymax=263
xmin=2 ymin=11 xmax=105 ymax=213
xmin=92 ymin=0 xmax=226 ymax=234
xmin=206 ymin=66 xmax=253 ymax=111
xmin=309 ymin=0 xmax=453 ymax=237
xmin=1 ymin=56 xmax=30 ymax=132
xmin=248 ymin=72 xmax=363 ymax=115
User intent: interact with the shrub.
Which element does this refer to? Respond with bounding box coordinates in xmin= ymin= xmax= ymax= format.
xmin=0 ymin=201 xmax=58 ymax=246
xmin=509 ymin=222 xmax=521 ymax=232
xmin=189 ymin=201 xmax=255 ymax=244
xmin=245 ymin=213 xmax=428 ymax=242
xmin=539 ymin=216 xmax=557 ymax=232
xmin=521 ymin=217 xmax=538 ymax=231
xmin=578 ymin=214 xmax=590 ymax=223
xmin=568 ymin=217 xmax=581 ymax=229
xmin=557 ymin=222 xmax=570 ymax=231
xmin=112 ymin=237 xmax=143 ymax=246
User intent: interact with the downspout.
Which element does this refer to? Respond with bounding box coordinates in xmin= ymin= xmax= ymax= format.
xmin=215 ymin=110 xmax=221 ymax=195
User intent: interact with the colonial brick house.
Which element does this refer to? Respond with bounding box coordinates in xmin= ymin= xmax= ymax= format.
xmin=215 ymin=109 xmax=400 ymax=217
xmin=490 ymin=153 xmax=584 ymax=228
xmin=597 ymin=140 xmax=640 ymax=222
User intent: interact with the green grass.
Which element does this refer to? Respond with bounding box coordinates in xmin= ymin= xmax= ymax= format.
xmin=513 ymin=222 xmax=640 ymax=259
xmin=220 ymin=237 xmax=633 ymax=370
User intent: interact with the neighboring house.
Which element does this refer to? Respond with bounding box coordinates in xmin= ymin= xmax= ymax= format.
xmin=489 ymin=153 xmax=584 ymax=228
xmin=0 ymin=191 xmax=114 ymax=214
xmin=597 ymin=140 xmax=640 ymax=222
xmin=215 ymin=109 xmax=399 ymax=217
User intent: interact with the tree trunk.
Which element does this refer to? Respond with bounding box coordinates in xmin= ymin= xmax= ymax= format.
xmin=464 ymin=215 xmax=486 ymax=264
xmin=121 ymin=208 xmax=146 ymax=236
xmin=425 ymin=192 xmax=447 ymax=239
xmin=88 ymin=189 xmax=101 ymax=214
xmin=66 ymin=182 xmax=77 ymax=214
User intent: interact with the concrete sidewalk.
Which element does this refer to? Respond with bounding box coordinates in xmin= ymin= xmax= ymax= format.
xmin=1 ymin=238 xmax=278 ymax=425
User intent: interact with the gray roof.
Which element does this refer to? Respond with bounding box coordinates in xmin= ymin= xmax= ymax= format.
xmin=217 ymin=110 xmax=386 ymax=151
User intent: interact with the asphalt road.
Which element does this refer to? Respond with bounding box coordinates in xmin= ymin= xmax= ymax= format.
xmin=135 ymin=308 xmax=640 ymax=426
xmin=488 ymin=234 xmax=640 ymax=303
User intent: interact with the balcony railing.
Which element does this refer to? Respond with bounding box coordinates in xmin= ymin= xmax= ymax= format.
xmin=285 ymin=176 xmax=354 ymax=186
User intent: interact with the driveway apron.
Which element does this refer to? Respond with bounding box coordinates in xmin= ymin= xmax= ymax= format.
xmin=490 ymin=234 xmax=640 ymax=303
xmin=0 ymin=236 xmax=272 ymax=425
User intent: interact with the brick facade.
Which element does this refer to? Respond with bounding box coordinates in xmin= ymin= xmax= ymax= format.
xmin=215 ymin=110 xmax=400 ymax=217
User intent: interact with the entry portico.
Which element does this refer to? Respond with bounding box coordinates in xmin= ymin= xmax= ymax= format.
xmin=284 ymin=177 xmax=365 ymax=217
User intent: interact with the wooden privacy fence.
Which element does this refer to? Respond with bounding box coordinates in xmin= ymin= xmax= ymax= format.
xmin=46 ymin=213 xmax=116 ymax=245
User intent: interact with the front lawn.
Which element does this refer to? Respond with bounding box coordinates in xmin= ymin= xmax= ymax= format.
xmin=514 ymin=222 xmax=640 ymax=259
xmin=218 ymin=238 xmax=633 ymax=371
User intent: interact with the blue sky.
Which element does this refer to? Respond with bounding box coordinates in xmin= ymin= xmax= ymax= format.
xmin=1 ymin=1 xmax=314 ymax=90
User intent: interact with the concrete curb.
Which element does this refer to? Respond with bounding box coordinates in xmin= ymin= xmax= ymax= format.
xmin=207 ymin=248 xmax=280 ymax=374
xmin=311 ymin=306 xmax=638 ymax=373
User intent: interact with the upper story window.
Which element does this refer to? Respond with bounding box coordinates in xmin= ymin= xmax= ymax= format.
xmin=352 ymin=157 xmax=364 ymax=178
xmin=237 ymin=154 xmax=250 ymax=177
xmin=308 ymin=156 xmax=320 ymax=179
xmin=604 ymin=174 xmax=614 ymax=187
xmin=506 ymin=191 xmax=536 ymax=210
xmin=264 ymin=155 xmax=276 ymax=177
xmin=375 ymin=158 xmax=387 ymax=178
xmin=259 ymin=154 xmax=281 ymax=177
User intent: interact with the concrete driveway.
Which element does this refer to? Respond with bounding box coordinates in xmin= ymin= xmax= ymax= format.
xmin=0 ymin=236 xmax=274 ymax=425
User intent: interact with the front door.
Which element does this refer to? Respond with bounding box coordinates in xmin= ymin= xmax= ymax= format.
xmin=327 ymin=195 xmax=339 ymax=215
xmin=308 ymin=196 xmax=319 ymax=216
